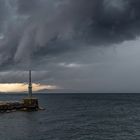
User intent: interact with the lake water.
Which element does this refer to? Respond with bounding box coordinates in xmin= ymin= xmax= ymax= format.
xmin=0 ymin=93 xmax=140 ymax=140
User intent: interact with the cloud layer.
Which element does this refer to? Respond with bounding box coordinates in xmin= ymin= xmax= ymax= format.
xmin=0 ymin=0 xmax=140 ymax=92
xmin=0 ymin=0 xmax=139 ymax=68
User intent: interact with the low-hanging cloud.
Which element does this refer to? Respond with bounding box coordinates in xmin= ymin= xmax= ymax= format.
xmin=0 ymin=0 xmax=140 ymax=69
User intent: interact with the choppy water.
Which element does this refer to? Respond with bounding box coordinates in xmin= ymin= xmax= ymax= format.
xmin=0 ymin=93 xmax=140 ymax=140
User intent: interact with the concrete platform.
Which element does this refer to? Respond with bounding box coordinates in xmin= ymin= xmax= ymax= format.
xmin=22 ymin=97 xmax=39 ymax=111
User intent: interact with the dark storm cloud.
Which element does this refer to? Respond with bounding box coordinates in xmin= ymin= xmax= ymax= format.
xmin=17 ymin=0 xmax=40 ymax=14
xmin=0 ymin=0 xmax=139 ymax=67
xmin=0 ymin=0 xmax=140 ymax=88
xmin=0 ymin=1 xmax=8 ymax=32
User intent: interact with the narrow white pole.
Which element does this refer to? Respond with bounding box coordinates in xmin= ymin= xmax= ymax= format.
xmin=28 ymin=70 xmax=32 ymax=97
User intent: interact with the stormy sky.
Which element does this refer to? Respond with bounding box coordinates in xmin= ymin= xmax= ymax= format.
xmin=0 ymin=0 xmax=140 ymax=93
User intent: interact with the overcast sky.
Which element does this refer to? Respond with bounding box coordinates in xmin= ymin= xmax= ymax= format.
xmin=0 ymin=0 xmax=140 ymax=93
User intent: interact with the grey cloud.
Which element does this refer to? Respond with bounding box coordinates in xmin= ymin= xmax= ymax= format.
xmin=17 ymin=0 xmax=40 ymax=15
xmin=0 ymin=71 xmax=48 ymax=83
xmin=0 ymin=0 xmax=140 ymax=67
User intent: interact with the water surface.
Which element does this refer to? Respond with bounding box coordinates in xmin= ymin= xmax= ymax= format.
xmin=0 ymin=93 xmax=140 ymax=140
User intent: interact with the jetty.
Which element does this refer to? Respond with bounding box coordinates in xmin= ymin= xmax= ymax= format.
xmin=0 ymin=70 xmax=43 ymax=112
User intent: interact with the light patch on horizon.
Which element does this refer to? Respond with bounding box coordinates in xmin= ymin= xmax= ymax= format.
xmin=58 ymin=62 xmax=83 ymax=68
xmin=0 ymin=83 xmax=58 ymax=93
